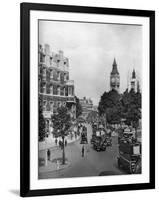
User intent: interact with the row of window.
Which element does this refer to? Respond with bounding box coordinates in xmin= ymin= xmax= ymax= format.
xmin=39 ymin=83 xmax=74 ymax=96
xmin=42 ymin=100 xmax=67 ymax=112
xmin=39 ymin=53 xmax=68 ymax=67
xmin=39 ymin=67 xmax=69 ymax=82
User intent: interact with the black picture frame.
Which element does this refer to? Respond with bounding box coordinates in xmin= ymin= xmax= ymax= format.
xmin=20 ymin=2 xmax=155 ymax=197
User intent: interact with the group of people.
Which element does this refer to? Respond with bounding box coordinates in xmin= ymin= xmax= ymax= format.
xmin=54 ymin=138 xmax=68 ymax=149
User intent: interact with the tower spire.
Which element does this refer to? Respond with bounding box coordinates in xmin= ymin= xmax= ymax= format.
xmin=132 ymin=69 xmax=136 ymax=79
xmin=111 ymin=58 xmax=119 ymax=75
xmin=113 ymin=58 xmax=117 ymax=66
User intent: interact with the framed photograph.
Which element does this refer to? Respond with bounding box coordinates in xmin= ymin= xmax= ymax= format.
xmin=20 ymin=3 xmax=155 ymax=197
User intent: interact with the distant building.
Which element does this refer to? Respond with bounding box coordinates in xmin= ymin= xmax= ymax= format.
xmin=92 ymin=105 xmax=98 ymax=112
xmin=110 ymin=58 xmax=120 ymax=92
xmin=79 ymin=97 xmax=93 ymax=119
xmin=38 ymin=44 xmax=76 ymax=130
xmin=128 ymin=69 xmax=139 ymax=92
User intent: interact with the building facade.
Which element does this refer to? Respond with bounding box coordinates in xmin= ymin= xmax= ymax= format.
xmin=79 ymin=97 xmax=93 ymax=119
xmin=110 ymin=58 xmax=120 ymax=93
xmin=38 ymin=44 xmax=76 ymax=131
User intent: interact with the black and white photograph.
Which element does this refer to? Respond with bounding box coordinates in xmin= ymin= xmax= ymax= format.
xmin=0 ymin=0 xmax=157 ymax=199
xmin=38 ymin=20 xmax=142 ymax=179
xmin=20 ymin=3 xmax=155 ymax=196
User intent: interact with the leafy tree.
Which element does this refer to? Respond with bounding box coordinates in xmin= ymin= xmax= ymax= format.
xmin=98 ymin=87 xmax=141 ymax=137
xmin=51 ymin=106 xmax=71 ymax=164
xmin=86 ymin=111 xmax=98 ymax=123
xmin=98 ymin=89 xmax=121 ymax=124
xmin=75 ymin=96 xmax=82 ymax=118
xmin=39 ymin=97 xmax=46 ymax=141
xmin=121 ymin=89 xmax=141 ymax=137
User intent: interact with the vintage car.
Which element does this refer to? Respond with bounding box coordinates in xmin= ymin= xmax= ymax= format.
xmin=105 ymin=135 xmax=112 ymax=146
xmin=80 ymin=127 xmax=88 ymax=144
xmin=93 ymin=136 xmax=107 ymax=151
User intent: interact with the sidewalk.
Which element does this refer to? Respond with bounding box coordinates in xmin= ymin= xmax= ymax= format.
xmin=39 ymin=158 xmax=71 ymax=173
xmin=39 ymin=132 xmax=81 ymax=174
xmin=39 ymin=134 xmax=80 ymax=151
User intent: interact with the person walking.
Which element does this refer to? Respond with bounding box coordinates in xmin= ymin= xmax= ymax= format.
xmin=82 ymin=145 xmax=85 ymax=157
xmin=59 ymin=140 xmax=61 ymax=148
xmin=47 ymin=149 xmax=51 ymax=161
xmin=55 ymin=138 xmax=58 ymax=146
xmin=65 ymin=139 xmax=67 ymax=147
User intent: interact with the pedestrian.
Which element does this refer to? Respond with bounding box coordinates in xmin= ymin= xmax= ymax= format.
xmin=55 ymin=138 xmax=58 ymax=146
xmin=59 ymin=140 xmax=62 ymax=148
xmin=82 ymin=145 xmax=85 ymax=157
xmin=47 ymin=149 xmax=51 ymax=161
xmin=70 ymin=133 xmax=72 ymax=140
xmin=75 ymin=132 xmax=77 ymax=139
xmin=65 ymin=139 xmax=67 ymax=147
xmin=60 ymin=141 xmax=64 ymax=149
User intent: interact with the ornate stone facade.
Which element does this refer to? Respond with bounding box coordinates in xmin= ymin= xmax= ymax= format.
xmin=110 ymin=58 xmax=120 ymax=93
xmin=38 ymin=44 xmax=76 ymax=123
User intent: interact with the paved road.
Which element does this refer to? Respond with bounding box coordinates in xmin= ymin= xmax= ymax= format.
xmin=39 ymin=123 xmax=127 ymax=179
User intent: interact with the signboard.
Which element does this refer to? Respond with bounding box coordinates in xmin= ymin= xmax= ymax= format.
xmin=43 ymin=111 xmax=52 ymax=119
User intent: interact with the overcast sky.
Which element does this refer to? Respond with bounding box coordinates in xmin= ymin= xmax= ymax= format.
xmin=39 ymin=20 xmax=142 ymax=106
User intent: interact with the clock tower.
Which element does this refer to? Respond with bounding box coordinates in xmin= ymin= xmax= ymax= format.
xmin=110 ymin=58 xmax=120 ymax=92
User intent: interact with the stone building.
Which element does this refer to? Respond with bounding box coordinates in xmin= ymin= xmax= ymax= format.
xmin=128 ymin=69 xmax=139 ymax=92
xmin=110 ymin=58 xmax=120 ymax=93
xmin=79 ymin=97 xmax=93 ymax=119
xmin=38 ymin=44 xmax=76 ymax=131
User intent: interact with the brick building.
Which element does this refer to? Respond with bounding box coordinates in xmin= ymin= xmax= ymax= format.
xmin=38 ymin=44 xmax=76 ymax=131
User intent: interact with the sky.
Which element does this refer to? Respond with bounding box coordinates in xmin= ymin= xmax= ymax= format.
xmin=39 ymin=20 xmax=142 ymax=106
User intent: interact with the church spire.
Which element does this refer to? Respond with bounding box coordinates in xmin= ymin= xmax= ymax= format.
xmin=111 ymin=58 xmax=119 ymax=75
xmin=132 ymin=69 xmax=136 ymax=79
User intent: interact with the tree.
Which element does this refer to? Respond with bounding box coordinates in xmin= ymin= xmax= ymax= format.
xmin=51 ymin=106 xmax=71 ymax=164
xmin=75 ymin=96 xmax=82 ymax=118
xmin=86 ymin=110 xmax=98 ymax=123
xmin=121 ymin=89 xmax=141 ymax=138
xmin=39 ymin=97 xmax=46 ymax=141
xmin=98 ymin=89 xmax=121 ymax=124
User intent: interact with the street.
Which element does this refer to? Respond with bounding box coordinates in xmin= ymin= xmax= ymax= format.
xmin=39 ymin=123 xmax=127 ymax=179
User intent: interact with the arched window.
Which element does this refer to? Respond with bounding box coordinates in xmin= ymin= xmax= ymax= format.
xmin=68 ymin=87 xmax=72 ymax=96
xmin=60 ymin=87 xmax=64 ymax=96
xmin=57 ymin=86 xmax=60 ymax=95
xmin=50 ymin=69 xmax=53 ymax=79
xmin=57 ymin=71 xmax=60 ymax=81
xmin=38 ymin=78 xmax=41 ymax=93
xmin=50 ymin=101 xmax=54 ymax=112
xmin=42 ymin=82 xmax=46 ymax=93
xmin=43 ymin=101 xmax=47 ymax=111
xmin=49 ymin=84 xmax=53 ymax=94
xmin=42 ymin=67 xmax=46 ymax=81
